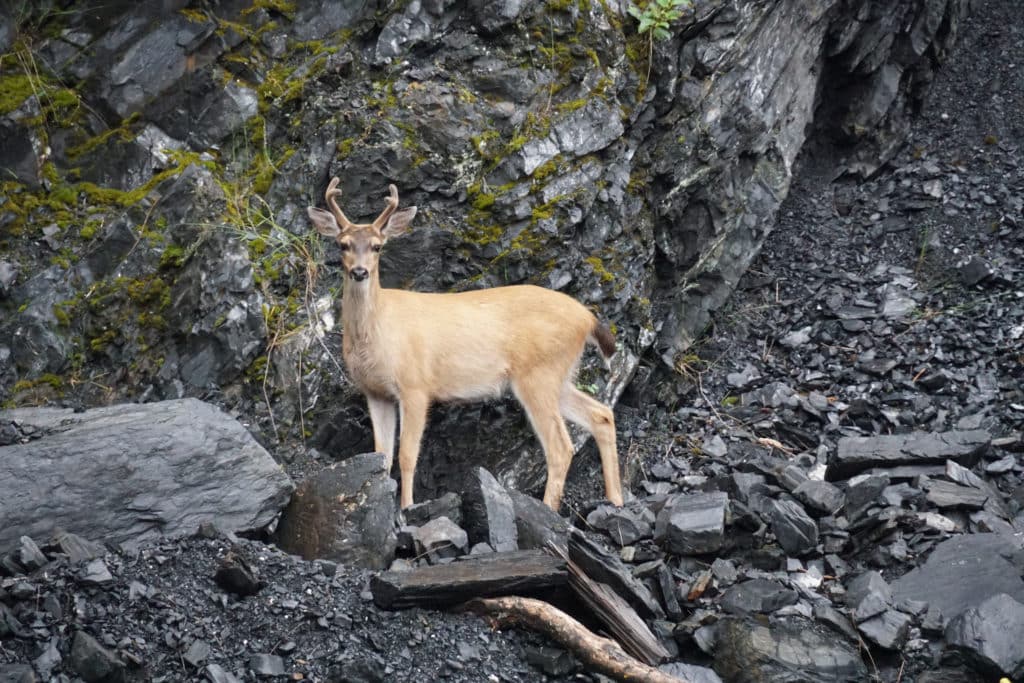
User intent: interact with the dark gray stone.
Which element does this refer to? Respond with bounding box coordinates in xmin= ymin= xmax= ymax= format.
xmin=923 ymin=478 xmax=989 ymax=509
xmin=508 ymin=490 xmax=568 ymax=551
xmin=0 ymin=663 xmax=37 ymax=683
xmin=844 ymin=473 xmax=891 ymax=520
xmin=586 ymin=503 xmax=654 ymax=546
xmin=827 ymin=430 xmax=991 ymax=480
xmin=249 ymin=653 xmax=286 ymax=678
xmin=462 ymin=468 xmax=518 ymax=553
xmin=654 ymin=492 xmax=729 ymax=556
xmin=658 ymin=662 xmax=723 ymax=683
xmin=70 ymin=630 xmax=126 ymax=683
xmin=770 ymin=499 xmax=819 ymax=556
xmin=276 ymin=452 xmax=397 ymax=570
xmin=404 ymin=492 xmax=462 ymax=527
xmin=0 ymin=400 xmax=294 ymax=553
xmin=846 ymin=570 xmax=892 ymax=609
xmin=892 ymin=534 xmax=1024 ymax=621
xmin=15 ymin=536 xmax=47 ymax=572
xmin=857 ymin=609 xmax=911 ymax=650
xmin=721 ymin=579 xmax=799 ymax=615
xmin=714 ymin=616 xmax=868 ymax=683
xmin=946 ymin=593 xmax=1024 ymax=679
xmin=793 ymin=479 xmax=846 ymax=515
xmin=413 ymin=516 xmax=469 ymax=562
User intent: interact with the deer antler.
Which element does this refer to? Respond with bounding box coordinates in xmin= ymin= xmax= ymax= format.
xmin=371 ymin=184 xmax=400 ymax=230
xmin=325 ymin=177 xmax=356 ymax=232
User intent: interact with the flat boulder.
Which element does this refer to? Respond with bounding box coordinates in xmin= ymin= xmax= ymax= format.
xmin=0 ymin=399 xmax=294 ymax=552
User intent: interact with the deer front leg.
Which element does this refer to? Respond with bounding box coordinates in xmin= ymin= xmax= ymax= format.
xmin=397 ymin=392 xmax=429 ymax=509
xmin=366 ymin=395 xmax=397 ymax=473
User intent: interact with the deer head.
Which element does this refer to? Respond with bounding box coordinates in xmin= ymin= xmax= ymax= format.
xmin=307 ymin=178 xmax=417 ymax=283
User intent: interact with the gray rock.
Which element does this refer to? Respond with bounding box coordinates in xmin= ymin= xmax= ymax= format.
xmin=923 ymin=478 xmax=989 ymax=509
xmin=586 ymin=503 xmax=654 ymax=546
xmin=892 ymin=534 xmax=1024 ymax=621
xmin=654 ymin=492 xmax=729 ymax=556
xmin=721 ymin=579 xmax=799 ymax=615
xmin=857 ymin=609 xmax=912 ymax=650
xmin=462 ymin=468 xmax=518 ymax=553
xmin=844 ymin=473 xmax=891 ymax=520
xmin=413 ymin=516 xmax=469 ymax=562
xmin=714 ymin=616 xmax=868 ymax=682
xmin=15 ymin=536 xmax=47 ymax=572
xmin=404 ymin=492 xmax=463 ymax=527
xmin=275 ymin=452 xmax=397 ymax=570
xmin=249 ymin=653 xmax=286 ymax=678
xmin=846 ymin=570 xmax=892 ymax=609
xmin=770 ymin=499 xmax=819 ymax=556
xmin=508 ymin=490 xmax=568 ymax=551
xmin=827 ymin=430 xmax=991 ymax=480
xmin=946 ymin=593 xmax=1024 ymax=679
xmin=793 ymin=479 xmax=846 ymax=515
xmin=0 ymin=663 xmax=36 ymax=683
xmin=70 ymin=630 xmax=126 ymax=683
xmin=658 ymin=661 xmax=723 ymax=683
xmin=0 ymin=399 xmax=294 ymax=553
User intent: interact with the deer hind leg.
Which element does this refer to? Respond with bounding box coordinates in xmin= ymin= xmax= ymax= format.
xmin=397 ymin=392 xmax=430 ymax=509
xmin=366 ymin=395 xmax=397 ymax=473
xmin=560 ymin=384 xmax=623 ymax=506
xmin=512 ymin=377 xmax=574 ymax=511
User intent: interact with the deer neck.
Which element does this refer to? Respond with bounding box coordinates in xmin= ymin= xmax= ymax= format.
xmin=341 ymin=274 xmax=383 ymax=345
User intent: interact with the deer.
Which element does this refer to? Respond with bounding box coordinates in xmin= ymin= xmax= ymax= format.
xmin=307 ymin=177 xmax=624 ymax=512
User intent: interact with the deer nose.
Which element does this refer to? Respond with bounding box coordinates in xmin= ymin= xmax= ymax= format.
xmin=350 ymin=267 xmax=369 ymax=281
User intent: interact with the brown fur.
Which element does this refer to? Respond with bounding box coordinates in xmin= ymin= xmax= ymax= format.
xmin=308 ymin=181 xmax=624 ymax=511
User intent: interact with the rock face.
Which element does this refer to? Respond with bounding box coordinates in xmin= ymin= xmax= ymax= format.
xmin=0 ymin=399 xmax=294 ymax=552
xmin=0 ymin=0 xmax=968 ymax=499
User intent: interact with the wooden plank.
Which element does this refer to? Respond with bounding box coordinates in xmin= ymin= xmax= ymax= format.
xmin=371 ymin=550 xmax=567 ymax=609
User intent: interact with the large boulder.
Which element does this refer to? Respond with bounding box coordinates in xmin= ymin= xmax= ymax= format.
xmin=0 ymin=399 xmax=294 ymax=552
xmin=275 ymin=452 xmax=398 ymax=570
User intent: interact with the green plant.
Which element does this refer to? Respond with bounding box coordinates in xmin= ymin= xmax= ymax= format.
xmin=627 ymin=0 xmax=693 ymax=89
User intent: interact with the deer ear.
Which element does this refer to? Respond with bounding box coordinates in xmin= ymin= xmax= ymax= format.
xmin=382 ymin=206 xmax=417 ymax=239
xmin=308 ymin=207 xmax=341 ymax=238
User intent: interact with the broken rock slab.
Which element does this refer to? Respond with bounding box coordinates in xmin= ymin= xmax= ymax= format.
xmin=770 ymin=499 xmax=819 ymax=557
xmin=892 ymin=533 xmax=1024 ymax=624
xmin=714 ymin=615 xmax=867 ymax=682
xmin=0 ymin=399 xmax=294 ymax=553
xmin=462 ymin=468 xmax=518 ymax=553
xmin=275 ymin=452 xmax=397 ymax=570
xmin=945 ymin=593 xmax=1024 ymax=679
xmin=826 ymin=430 xmax=990 ymax=480
xmin=654 ymin=491 xmax=729 ymax=556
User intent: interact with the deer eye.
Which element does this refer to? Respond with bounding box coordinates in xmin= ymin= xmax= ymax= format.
xmin=339 ymin=242 xmax=351 ymax=252
xmin=372 ymin=244 xmax=382 ymax=253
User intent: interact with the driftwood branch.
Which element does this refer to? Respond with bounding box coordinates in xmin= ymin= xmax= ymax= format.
xmin=461 ymin=596 xmax=688 ymax=683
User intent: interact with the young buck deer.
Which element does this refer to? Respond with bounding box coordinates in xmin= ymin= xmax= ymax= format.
xmin=308 ymin=178 xmax=623 ymax=511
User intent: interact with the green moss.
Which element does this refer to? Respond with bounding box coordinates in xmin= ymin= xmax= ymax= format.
xmin=585 ymin=255 xmax=615 ymax=283
xmin=0 ymin=74 xmax=39 ymax=115
xmin=79 ymin=218 xmax=102 ymax=240
xmin=471 ymin=193 xmax=496 ymax=211
xmin=66 ymin=113 xmax=141 ymax=158
xmin=159 ymin=245 xmax=186 ymax=269
xmin=52 ymin=303 xmax=70 ymax=327
xmin=89 ymin=329 xmax=118 ymax=352
xmin=531 ymin=156 xmax=562 ymax=184
xmin=336 ymin=137 xmax=356 ymax=157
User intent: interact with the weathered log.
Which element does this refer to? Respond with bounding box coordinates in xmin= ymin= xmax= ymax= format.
xmin=371 ymin=550 xmax=567 ymax=609
xmin=551 ymin=538 xmax=671 ymax=666
xmin=461 ymin=596 xmax=687 ymax=683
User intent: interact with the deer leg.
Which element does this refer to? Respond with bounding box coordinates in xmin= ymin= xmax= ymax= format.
xmin=397 ymin=392 xmax=429 ymax=509
xmin=366 ymin=395 xmax=397 ymax=473
xmin=561 ymin=385 xmax=623 ymax=506
xmin=513 ymin=379 xmax=574 ymax=511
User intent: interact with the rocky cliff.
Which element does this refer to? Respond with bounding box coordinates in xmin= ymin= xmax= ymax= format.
xmin=0 ymin=0 xmax=967 ymax=496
